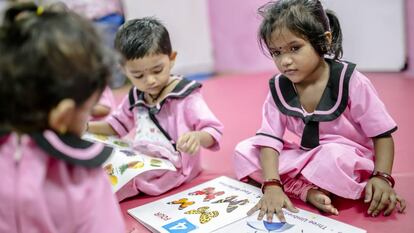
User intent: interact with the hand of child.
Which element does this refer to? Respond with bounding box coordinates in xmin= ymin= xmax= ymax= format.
xmin=364 ymin=177 xmax=406 ymax=217
xmin=247 ymin=186 xmax=298 ymax=222
xmin=177 ymin=131 xmax=201 ymax=155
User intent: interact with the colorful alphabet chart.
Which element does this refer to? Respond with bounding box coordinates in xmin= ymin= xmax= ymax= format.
xmin=128 ymin=176 xmax=366 ymax=233
xmin=128 ymin=176 xmax=262 ymax=233
xmin=83 ymin=133 xmax=176 ymax=192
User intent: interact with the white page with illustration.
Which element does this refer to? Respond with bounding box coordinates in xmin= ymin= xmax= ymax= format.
xmin=83 ymin=133 xmax=176 ymax=192
xmin=127 ymin=176 xmax=365 ymax=233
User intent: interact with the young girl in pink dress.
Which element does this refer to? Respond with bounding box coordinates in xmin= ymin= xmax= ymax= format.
xmin=88 ymin=17 xmax=224 ymax=201
xmin=234 ymin=0 xmax=406 ymax=222
xmin=0 ymin=4 xmax=124 ymax=232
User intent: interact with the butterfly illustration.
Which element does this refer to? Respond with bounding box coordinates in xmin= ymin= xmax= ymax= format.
xmin=188 ymin=187 xmax=225 ymax=202
xmin=184 ymin=206 xmax=219 ymax=224
xmin=212 ymin=195 xmax=249 ymax=213
xmin=167 ymin=198 xmax=195 ymax=210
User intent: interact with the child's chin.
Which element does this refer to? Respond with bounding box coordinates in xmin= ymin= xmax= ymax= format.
xmin=147 ymin=88 xmax=160 ymax=95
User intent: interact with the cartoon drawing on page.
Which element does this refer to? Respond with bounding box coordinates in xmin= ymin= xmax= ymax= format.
xmin=82 ymin=133 xmax=177 ymax=192
xmin=184 ymin=206 xmax=220 ymax=224
xmin=212 ymin=195 xmax=249 ymax=213
xmin=188 ymin=187 xmax=225 ymax=202
xmin=167 ymin=198 xmax=195 ymax=210
xmin=104 ymin=159 xmax=144 ymax=185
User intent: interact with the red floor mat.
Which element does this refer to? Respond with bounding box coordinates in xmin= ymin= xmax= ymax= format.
xmin=119 ymin=72 xmax=414 ymax=233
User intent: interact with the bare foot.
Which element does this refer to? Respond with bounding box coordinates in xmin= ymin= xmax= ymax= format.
xmin=306 ymin=189 xmax=339 ymax=215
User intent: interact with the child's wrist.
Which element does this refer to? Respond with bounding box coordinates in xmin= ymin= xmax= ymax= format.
xmin=261 ymin=178 xmax=284 ymax=194
xmin=371 ymin=171 xmax=395 ymax=188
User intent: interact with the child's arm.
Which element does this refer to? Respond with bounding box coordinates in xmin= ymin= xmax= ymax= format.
xmin=247 ymin=147 xmax=297 ymax=222
xmin=87 ymin=121 xmax=118 ymax=136
xmin=176 ymin=131 xmax=215 ymax=155
xmin=91 ymin=104 xmax=111 ymax=118
xmin=347 ymin=72 xmax=406 ymax=216
xmin=92 ymin=86 xmax=116 ymax=119
xmin=88 ymin=91 xmax=135 ymax=137
xmin=365 ymin=136 xmax=406 ymax=216
xmin=178 ymin=91 xmax=224 ymax=154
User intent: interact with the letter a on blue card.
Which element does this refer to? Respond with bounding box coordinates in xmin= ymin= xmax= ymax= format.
xmin=162 ymin=218 xmax=197 ymax=233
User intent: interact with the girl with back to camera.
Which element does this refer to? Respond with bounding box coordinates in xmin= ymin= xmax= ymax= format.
xmin=0 ymin=3 xmax=124 ymax=232
xmin=234 ymin=0 xmax=406 ymax=222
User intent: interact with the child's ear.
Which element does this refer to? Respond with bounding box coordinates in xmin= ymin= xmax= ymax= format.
xmin=169 ymin=51 xmax=177 ymax=69
xmin=324 ymin=31 xmax=332 ymax=45
xmin=48 ymin=99 xmax=76 ymax=134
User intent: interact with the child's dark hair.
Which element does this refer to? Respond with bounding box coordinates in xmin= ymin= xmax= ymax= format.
xmin=0 ymin=3 xmax=115 ymax=132
xmin=114 ymin=17 xmax=172 ymax=60
xmin=258 ymin=0 xmax=343 ymax=59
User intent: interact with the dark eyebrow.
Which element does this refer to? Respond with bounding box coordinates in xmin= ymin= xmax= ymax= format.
xmin=288 ymin=40 xmax=302 ymax=45
xmin=130 ymin=64 xmax=164 ymax=74
xmin=269 ymin=40 xmax=302 ymax=51
xmin=151 ymin=64 xmax=164 ymax=70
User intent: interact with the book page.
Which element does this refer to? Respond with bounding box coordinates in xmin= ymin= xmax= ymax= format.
xmin=128 ymin=176 xmax=262 ymax=233
xmin=128 ymin=176 xmax=366 ymax=233
xmin=214 ymin=207 xmax=366 ymax=233
xmin=83 ymin=133 xmax=176 ymax=192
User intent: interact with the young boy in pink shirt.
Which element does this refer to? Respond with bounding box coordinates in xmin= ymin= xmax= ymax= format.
xmin=88 ymin=17 xmax=224 ymax=201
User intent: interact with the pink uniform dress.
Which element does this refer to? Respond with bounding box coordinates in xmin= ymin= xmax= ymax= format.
xmin=0 ymin=130 xmax=125 ymax=233
xmin=106 ymin=76 xmax=223 ymax=201
xmin=90 ymin=86 xmax=117 ymax=121
xmin=234 ymin=59 xmax=397 ymax=200
xmin=99 ymin=86 xmax=117 ymax=111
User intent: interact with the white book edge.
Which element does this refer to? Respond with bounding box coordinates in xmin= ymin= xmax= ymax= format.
xmin=127 ymin=176 xmax=367 ymax=233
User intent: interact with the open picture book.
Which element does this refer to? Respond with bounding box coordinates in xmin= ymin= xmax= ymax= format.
xmin=82 ymin=133 xmax=176 ymax=192
xmin=127 ymin=176 xmax=366 ymax=233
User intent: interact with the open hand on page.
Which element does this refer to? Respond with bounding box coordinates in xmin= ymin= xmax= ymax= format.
xmin=247 ymin=186 xmax=298 ymax=222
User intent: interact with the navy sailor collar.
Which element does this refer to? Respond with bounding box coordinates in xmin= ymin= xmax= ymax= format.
xmin=269 ymin=59 xmax=356 ymax=123
xmin=0 ymin=129 xmax=8 ymax=137
xmin=31 ymin=130 xmax=113 ymax=168
xmin=128 ymin=77 xmax=202 ymax=114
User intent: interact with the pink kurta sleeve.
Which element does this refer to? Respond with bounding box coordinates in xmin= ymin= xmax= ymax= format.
xmin=106 ymin=94 xmax=135 ymax=137
xmin=184 ymin=90 xmax=223 ymax=151
xmin=98 ymin=86 xmax=116 ymax=110
xmin=349 ymin=71 xmax=397 ymax=137
xmin=251 ymin=92 xmax=287 ymax=153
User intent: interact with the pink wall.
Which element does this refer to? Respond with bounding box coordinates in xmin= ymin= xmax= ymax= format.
xmin=208 ymin=1 xmax=414 ymax=77
xmin=208 ymin=0 xmax=275 ymax=74
xmin=407 ymin=0 xmax=414 ymax=76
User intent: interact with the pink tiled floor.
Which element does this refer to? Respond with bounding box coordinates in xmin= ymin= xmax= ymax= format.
xmin=115 ymin=72 xmax=414 ymax=233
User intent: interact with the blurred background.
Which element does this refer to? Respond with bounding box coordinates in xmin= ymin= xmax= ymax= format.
xmin=1 ymin=0 xmax=413 ymax=83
